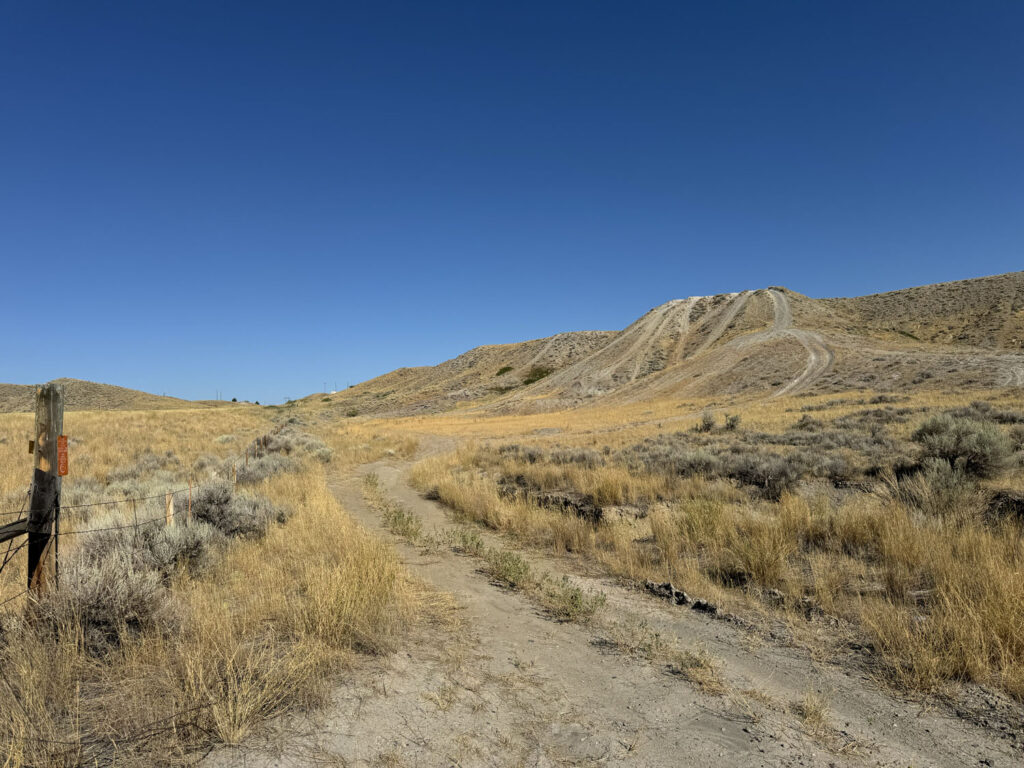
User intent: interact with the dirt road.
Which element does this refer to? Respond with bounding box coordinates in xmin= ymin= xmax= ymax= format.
xmin=206 ymin=455 xmax=1018 ymax=767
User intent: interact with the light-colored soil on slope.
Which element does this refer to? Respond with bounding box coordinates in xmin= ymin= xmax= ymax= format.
xmin=310 ymin=272 xmax=1024 ymax=420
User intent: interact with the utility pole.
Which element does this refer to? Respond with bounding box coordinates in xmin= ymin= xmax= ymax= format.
xmin=27 ymin=382 xmax=64 ymax=595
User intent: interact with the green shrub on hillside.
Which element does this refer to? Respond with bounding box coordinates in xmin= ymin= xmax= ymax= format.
xmin=522 ymin=366 xmax=553 ymax=385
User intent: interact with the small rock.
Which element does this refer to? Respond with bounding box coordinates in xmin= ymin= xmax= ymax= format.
xmin=691 ymin=599 xmax=718 ymax=615
xmin=645 ymin=580 xmax=676 ymax=600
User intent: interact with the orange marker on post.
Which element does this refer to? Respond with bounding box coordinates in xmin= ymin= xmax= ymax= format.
xmin=57 ymin=435 xmax=69 ymax=477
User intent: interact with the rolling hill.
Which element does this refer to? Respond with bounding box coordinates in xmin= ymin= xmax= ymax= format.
xmin=309 ymin=271 xmax=1024 ymax=416
xmin=0 ymin=378 xmax=210 ymax=413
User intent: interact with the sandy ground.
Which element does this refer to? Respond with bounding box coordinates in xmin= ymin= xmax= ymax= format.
xmin=205 ymin=452 xmax=1020 ymax=768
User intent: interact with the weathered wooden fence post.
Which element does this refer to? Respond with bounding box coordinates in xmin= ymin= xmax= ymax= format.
xmin=27 ymin=382 xmax=64 ymax=595
xmin=165 ymin=491 xmax=174 ymax=527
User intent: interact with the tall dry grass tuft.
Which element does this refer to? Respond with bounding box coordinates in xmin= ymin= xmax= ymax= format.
xmin=410 ymin=404 xmax=1024 ymax=700
xmin=0 ymin=460 xmax=423 ymax=765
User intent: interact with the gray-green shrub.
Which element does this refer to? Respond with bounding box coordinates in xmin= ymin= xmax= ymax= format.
xmin=147 ymin=522 xmax=225 ymax=577
xmin=235 ymin=453 xmax=296 ymax=483
xmin=891 ymin=458 xmax=985 ymax=523
xmin=34 ymin=551 xmax=176 ymax=656
xmin=191 ymin=481 xmax=289 ymax=538
xmin=912 ymin=414 xmax=1013 ymax=479
xmin=695 ymin=410 xmax=715 ymax=433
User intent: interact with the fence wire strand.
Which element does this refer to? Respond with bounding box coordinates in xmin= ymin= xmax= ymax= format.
xmin=0 ymin=431 xmax=280 ymax=599
xmin=0 ymin=587 xmax=30 ymax=608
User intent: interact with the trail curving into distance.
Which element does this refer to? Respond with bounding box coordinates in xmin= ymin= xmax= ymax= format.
xmin=767 ymin=290 xmax=834 ymax=398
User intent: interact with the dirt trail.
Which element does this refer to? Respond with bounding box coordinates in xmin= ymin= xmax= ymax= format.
xmin=207 ymin=454 xmax=1018 ymax=767
xmin=767 ymin=290 xmax=834 ymax=398
xmin=521 ymin=332 xmax=564 ymax=370
xmin=619 ymin=290 xmax=834 ymax=403
xmin=688 ymin=291 xmax=751 ymax=358
xmin=538 ymin=297 xmax=700 ymax=396
xmin=1002 ymin=363 xmax=1024 ymax=387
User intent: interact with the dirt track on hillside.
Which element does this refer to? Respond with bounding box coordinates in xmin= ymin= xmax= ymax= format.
xmin=766 ymin=290 xmax=835 ymax=398
xmin=688 ymin=291 xmax=751 ymax=358
xmin=1002 ymin=363 xmax=1024 ymax=387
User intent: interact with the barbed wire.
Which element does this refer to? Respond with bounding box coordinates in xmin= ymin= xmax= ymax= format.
xmin=0 ymin=425 xmax=290 ymax=589
xmin=0 ymin=587 xmax=30 ymax=609
xmin=59 ymin=484 xmax=196 ymax=513
xmin=1 ymin=536 xmax=28 ymax=571
xmin=0 ymin=425 xmax=284 ymax=521
xmin=0 ymin=440 xmax=265 ymax=521
xmin=54 ymin=517 xmax=167 ymax=537
xmin=0 ymin=488 xmax=30 ymax=521
xmin=3 ymin=461 xmax=280 ymax=541
xmin=0 ymin=428 xmax=301 ymax=761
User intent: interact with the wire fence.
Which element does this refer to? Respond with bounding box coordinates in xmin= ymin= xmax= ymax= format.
xmin=0 ymin=426 xmax=292 ymax=762
xmin=0 ymin=433 xmax=272 ymax=521
xmin=0 ymin=429 xmax=280 ymax=521
xmin=0 ymin=431 xmax=280 ymax=603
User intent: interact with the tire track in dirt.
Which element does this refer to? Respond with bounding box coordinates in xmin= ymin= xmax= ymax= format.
xmin=627 ymin=296 xmax=702 ymax=379
xmin=688 ymin=291 xmax=751 ymax=358
xmin=228 ymin=457 xmax=1014 ymax=768
xmin=767 ymin=290 xmax=835 ymax=398
xmin=315 ymin=460 xmax=802 ymax=767
xmin=537 ymin=296 xmax=701 ymax=395
xmin=520 ymin=333 xmax=563 ymax=370
xmin=1002 ymin=364 xmax=1024 ymax=387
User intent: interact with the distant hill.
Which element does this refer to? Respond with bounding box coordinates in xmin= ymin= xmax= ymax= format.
xmin=304 ymin=331 xmax=616 ymax=416
xmin=308 ymin=271 xmax=1024 ymax=416
xmin=0 ymin=378 xmax=207 ymax=413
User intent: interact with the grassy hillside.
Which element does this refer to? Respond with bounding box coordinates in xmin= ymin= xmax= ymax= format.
xmin=0 ymin=379 xmax=258 ymax=414
xmin=304 ymin=330 xmax=616 ymax=417
xmin=0 ymin=378 xmax=214 ymax=413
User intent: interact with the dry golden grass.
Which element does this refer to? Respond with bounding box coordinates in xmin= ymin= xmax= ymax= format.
xmin=370 ymin=386 xmax=1019 ymax=456
xmin=393 ymin=387 xmax=1024 ymax=700
xmin=321 ymin=423 xmax=420 ymax=466
xmin=0 ymin=407 xmax=271 ymax=498
xmin=0 ymin=407 xmax=273 ymax=609
xmin=791 ymin=690 xmax=833 ymax=737
xmin=0 ymin=413 xmax=429 ymax=766
xmin=363 ymin=474 xmax=606 ymax=623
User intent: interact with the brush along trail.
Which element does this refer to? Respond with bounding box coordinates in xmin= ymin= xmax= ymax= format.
xmin=205 ymin=444 xmax=1016 ymax=767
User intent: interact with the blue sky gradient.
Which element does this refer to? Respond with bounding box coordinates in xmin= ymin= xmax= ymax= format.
xmin=2 ymin=2 xmax=1022 ymax=402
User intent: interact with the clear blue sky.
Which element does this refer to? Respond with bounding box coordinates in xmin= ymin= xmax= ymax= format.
xmin=2 ymin=2 xmax=1021 ymax=403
